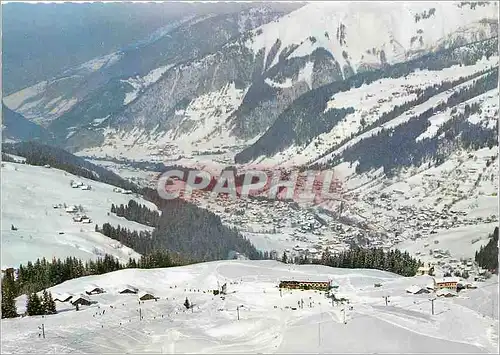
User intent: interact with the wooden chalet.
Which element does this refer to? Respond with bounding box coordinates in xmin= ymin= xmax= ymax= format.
xmin=119 ymin=285 xmax=139 ymax=294
xmin=71 ymin=295 xmax=96 ymax=306
xmin=138 ymin=291 xmax=158 ymax=301
xmin=85 ymin=285 xmax=105 ymax=295
xmin=279 ymin=280 xmax=331 ymax=291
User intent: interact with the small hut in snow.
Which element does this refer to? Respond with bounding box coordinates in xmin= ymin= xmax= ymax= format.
xmin=85 ymin=285 xmax=105 ymax=295
xmin=436 ymin=288 xmax=457 ymax=298
xmin=405 ymin=285 xmax=430 ymax=295
xmin=119 ymin=285 xmax=139 ymax=294
xmin=138 ymin=291 xmax=158 ymax=301
xmin=65 ymin=206 xmax=78 ymax=213
xmin=71 ymin=294 xmax=95 ymax=307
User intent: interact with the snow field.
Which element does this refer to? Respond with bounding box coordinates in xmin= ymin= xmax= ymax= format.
xmin=1 ymin=260 xmax=498 ymax=353
xmin=1 ymin=162 xmax=159 ymax=268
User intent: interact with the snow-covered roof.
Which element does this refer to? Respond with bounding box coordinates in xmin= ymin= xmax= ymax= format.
xmin=434 ymin=277 xmax=460 ymax=284
xmin=405 ymin=285 xmax=427 ymax=294
xmin=119 ymin=284 xmax=139 ymax=292
xmin=436 ymin=288 xmax=457 ymax=296
xmin=280 ymin=278 xmax=331 ymax=284
xmin=138 ymin=291 xmax=156 ymax=298
xmin=85 ymin=284 xmax=103 ymax=292
xmin=73 ymin=294 xmax=92 ymax=302
xmin=54 ymin=292 xmax=73 ymax=301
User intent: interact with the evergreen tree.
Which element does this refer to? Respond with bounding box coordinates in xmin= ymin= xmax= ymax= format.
xmin=26 ymin=292 xmax=43 ymax=316
xmin=1 ymin=268 xmax=18 ymax=318
xmin=316 ymin=246 xmax=422 ymax=276
xmin=41 ymin=290 xmax=57 ymax=315
xmin=281 ymin=252 xmax=288 ymax=264
xmin=47 ymin=291 xmax=56 ymax=314
xmin=475 ymin=227 xmax=499 ymax=272
xmin=42 ymin=290 xmax=50 ymax=314
xmin=184 ymin=297 xmax=191 ymax=309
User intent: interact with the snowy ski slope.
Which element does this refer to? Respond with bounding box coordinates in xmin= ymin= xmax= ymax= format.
xmin=1 ymin=260 xmax=498 ymax=353
xmin=1 ymin=162 xmax=159 ymax=268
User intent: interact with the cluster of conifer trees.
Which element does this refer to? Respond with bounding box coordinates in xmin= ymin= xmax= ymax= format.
xmin=1 ymin=268 xmax=18 ymax=318
xmin=475 ymin=227 xmax=499 ymax=272
xmin=2 ymin=266 xmax=57 ymax=318
xmin=288 ymin=247 xmax=422 ymax=277
xmin=0 ymin=250 xmax=182 ymax=318
xmin=103 ymin=193 xmax=265 ymax=261
xmin=111 ymin=200 xmax=161 ymax=227
xmin=2 ymin=267 xmax=57 ymax=318
xmin=25 ymin=290 xmax=57 ymax=316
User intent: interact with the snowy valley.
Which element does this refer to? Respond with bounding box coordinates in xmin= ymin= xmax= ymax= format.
xmin=1 ymin=1 xmax=499 ymax=353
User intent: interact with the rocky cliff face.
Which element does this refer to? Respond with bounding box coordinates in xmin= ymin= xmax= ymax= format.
xmin=3 ymin=6 xmax=289 ymax=132
xmin=4 ymin=2 xmax=498 ymax=169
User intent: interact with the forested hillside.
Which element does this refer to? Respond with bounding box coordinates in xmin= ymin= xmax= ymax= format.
xmin=235 ymin=37 xmax=497 ymax=164
xmin=314 ymin=68 xmax=498 ymax=175
xmin=101 ymin=193 xmax=265 ymax=261
xmin=475 ymin=227 xmax=499 ymax=272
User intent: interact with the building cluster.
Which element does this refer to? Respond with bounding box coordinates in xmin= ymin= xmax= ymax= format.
xmin=52 ymin=203 xmax=93 ymax=224
xmin=54 ymin=284 xmax=159 ymax=309
xmin=404 ymin=276 xmax=479 ymax=298
xmin=417 ymin=256 xmax=491 ymax=282
xmin=361 ymin=193 xmax=496 ymax=248
xmin=70 ymin=180 xmax=92 ymax=190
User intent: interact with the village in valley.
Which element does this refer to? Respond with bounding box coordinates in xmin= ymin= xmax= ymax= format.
xmin=1 ymin=125 xmax=498 ymax=354
xmin=81 ymin=146 xmax=498 ymax=278
xmin=1 ymin=1 xmax=499 ymax=353
xmin=2 ymin=153 xmax=497 ymax=353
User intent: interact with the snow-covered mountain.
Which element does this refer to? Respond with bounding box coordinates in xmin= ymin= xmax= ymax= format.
xmin=45 ymin=1 xmax=495 ymax=161
xmin=1 ymin=105 xmax=53 ymax=144
xmin=4 ymin=2 xmax=496 ymax=162
xmin=2 ymin=5 xmax=292 ymax=133
xmin=3 ymin=2 xmax=497 ymax=255
xmin=235 ymin=43 xmax=498 ymax=165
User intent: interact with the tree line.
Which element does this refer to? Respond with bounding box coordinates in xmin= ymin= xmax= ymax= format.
xmin=1 ymin=250 xmax=182 ymax=318
xmin=285 ymin=247 xmax=423 ymax=277
xmin=26 ymin=290 xmax=57 ymax=317
xmin=475 ymin=227 xmax=499 ymax=273
xmin=106 ymin=191 xmax=266 ymax=261
xmin=235 ymin=37 xmax=497 ymax=164
xmin=111 ymin=200 xmax=160 ymax=227
xmin=313 ymin=68 xmax=498 ymax=176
